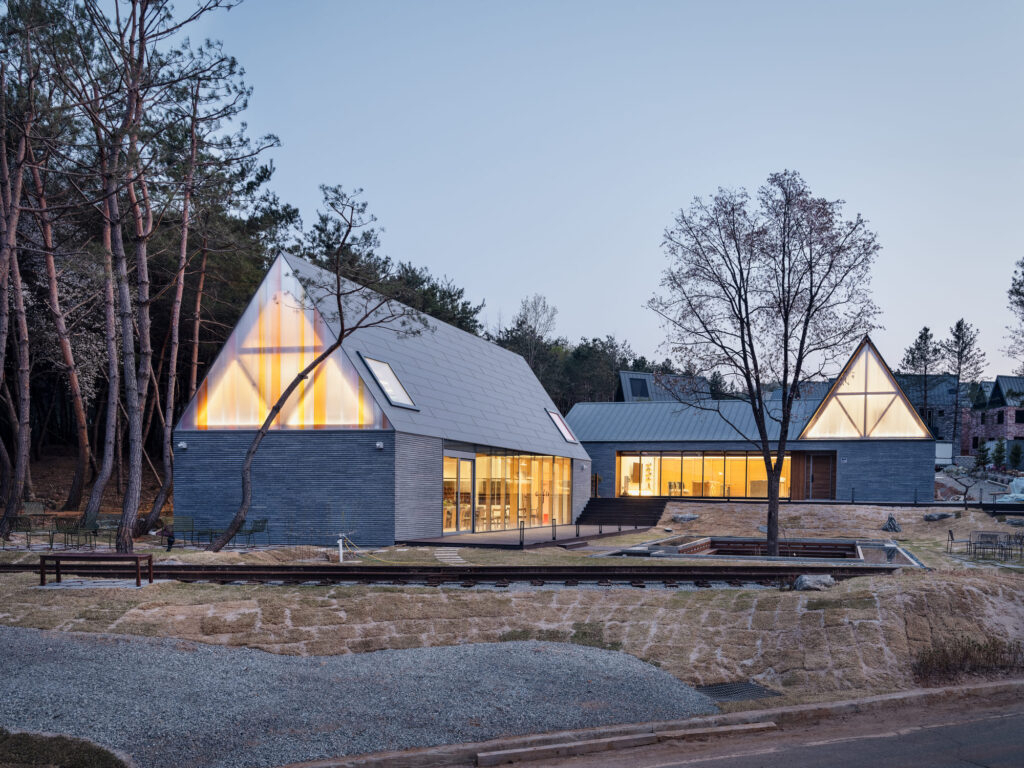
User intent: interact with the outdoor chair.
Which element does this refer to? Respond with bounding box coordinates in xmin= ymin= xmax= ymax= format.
xmin=52 ymin=518 xmax=96 ymax=550
xmin=947 ymin=530 xmax=971 ymax=554
xmin=239 ymin=518 xmax=269 ymax=548
xmin=971 ymin=531 xmax=1010 ymax=560
xmin=172 ymin=516 xmax=196 ymax=546
xmin=2 ymin=516 xmax=35 ymax=549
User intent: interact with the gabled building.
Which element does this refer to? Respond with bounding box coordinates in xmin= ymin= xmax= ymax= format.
xmin=174 ymin=255 xmax=590 ymax=546
xmin=566 ymin=337 xmax=935 ymax=503
xmin=965 ymin=376 xmax=1024 ymax=456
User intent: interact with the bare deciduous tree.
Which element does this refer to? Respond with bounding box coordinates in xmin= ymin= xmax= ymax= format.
xmin=649 ymin=170 xmax=880 ymax=555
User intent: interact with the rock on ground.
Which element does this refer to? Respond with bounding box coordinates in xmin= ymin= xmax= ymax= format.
xmin=794 ymin=574 xmax=835 ymax=591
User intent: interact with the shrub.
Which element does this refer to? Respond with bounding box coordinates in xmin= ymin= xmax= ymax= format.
xmin=912 ymin=636 xmax=1024 ymax=683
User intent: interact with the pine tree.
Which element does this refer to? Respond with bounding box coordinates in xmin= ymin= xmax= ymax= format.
xmin=939 ymin=320 xmax=986 ymax=452
xmin=975 ymin=444 xmax=990 ymax=471
xmin=1008 ymin=442 xmax=1022 ymax=470
xmin=901 ymin=328 xmax=943 ymax=429
xmin=992 ymin=439 xmax=1006 ymax=469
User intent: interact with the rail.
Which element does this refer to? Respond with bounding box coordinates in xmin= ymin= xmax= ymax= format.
xmin=0 ymin=561 xmax=901 ymax=585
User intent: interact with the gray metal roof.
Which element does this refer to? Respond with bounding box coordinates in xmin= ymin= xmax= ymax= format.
xmin=618 ymin=371 xmax=710 ymax=402
xmin=992 ymin=376 xmax=1024 ymax=407
xmin=287 ymin=255 xmax=589 ymax=460
xmin=566 ymin=399 xmax=821 ymax=444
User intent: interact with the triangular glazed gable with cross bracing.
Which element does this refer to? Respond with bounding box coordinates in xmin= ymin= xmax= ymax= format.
xmin=799 ymin=336 xmax=932 ymax=440
xmin=178 ymin=255 xmax=388 ymax=431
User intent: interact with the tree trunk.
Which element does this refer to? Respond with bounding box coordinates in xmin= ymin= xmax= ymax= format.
xmin=108 ymin=182 xmax=143 ymax=553
xmin=30 ymin=147 xmax=92 ymax=510
xmin=82 ymin=214 xmax=121 ymax=528
xmin=765 ymin=469 xmax=781 ymax=557
xmin=2 ymin=246 xmax=33 ymax=531
xmin=144 ymin=106 xmax=196 ymax=531
xmin=0 ymin=126 xmax=27 ymax=537
xmin=188 ymin=241 xmax=207 ymax=400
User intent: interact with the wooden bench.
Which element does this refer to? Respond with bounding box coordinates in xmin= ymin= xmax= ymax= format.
xmin=39 ymin=552 xmax=154 ymax=587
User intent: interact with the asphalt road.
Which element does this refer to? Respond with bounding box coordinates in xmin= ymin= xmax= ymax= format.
xmin=536 ymin=703 xmax=1024 ymax=768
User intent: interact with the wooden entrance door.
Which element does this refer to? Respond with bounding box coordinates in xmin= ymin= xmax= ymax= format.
xmin=807 ymin=454 xmax=835 ymax=499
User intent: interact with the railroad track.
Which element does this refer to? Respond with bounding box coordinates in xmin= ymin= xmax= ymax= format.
xmin=0 ymin=561 xmax=901 ymax=586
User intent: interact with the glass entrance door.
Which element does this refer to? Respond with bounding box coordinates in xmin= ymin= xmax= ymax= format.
xmin=443 ymin=456 xmax=475 ymax=533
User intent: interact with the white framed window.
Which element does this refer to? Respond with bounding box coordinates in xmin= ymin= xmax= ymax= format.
xmin=361 ymin=355 xmax=416 ymax=409
xmin=547 ymin=409 xmax=578 ymax=443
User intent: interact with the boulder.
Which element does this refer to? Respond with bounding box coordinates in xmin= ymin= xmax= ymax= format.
xmin=923 ymin=512 xmax=953 ymax=522
xmin=672 ymin=513 xmax=699 ymax=523
xmin=881 ymin=514 xmax=901 ymax=533
xmin=793 ymin=574 xmax=835 ymax=591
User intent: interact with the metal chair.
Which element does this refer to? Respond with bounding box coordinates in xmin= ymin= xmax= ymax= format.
xmin=947 ymin=529 xmax=971 ymax=554
xmin=240 ymin=518 xmax=269 ymax=548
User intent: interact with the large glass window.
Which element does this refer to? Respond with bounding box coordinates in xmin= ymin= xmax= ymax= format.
xmin=450 ymin=451 xmax=573 ymax=534
xmin=703 ymin=454 xmax=725 ymax=497
xmin=682 ymin=453 xmax=703 ymax=496
xmin=660 ymin=455 xmax=682 ymax=496
xmin=616 ymin=450 xmax=792 ymax=499
xmin=725 ymin=454 xmax=747 ymax=498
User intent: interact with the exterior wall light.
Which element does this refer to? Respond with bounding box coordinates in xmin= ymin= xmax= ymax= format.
xmin=176 ymin=441 xmax=188 ymax=450
xmin=375 ymin=441 xmax=384 ymax=450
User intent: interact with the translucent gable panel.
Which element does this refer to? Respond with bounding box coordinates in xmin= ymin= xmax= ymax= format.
xmin=836 ymin=350 xmax=867 ymax=394
xmin=809 ymin=398 xmax=861 ymax=438
xmin=179 ymin=258 xmax=386 ymax=430
xmin=801 ymin=339 xmax=930 ymax=440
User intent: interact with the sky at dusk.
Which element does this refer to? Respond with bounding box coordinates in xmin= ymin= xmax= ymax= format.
xmin=192 ymin=0 xmax=1023 ymax=376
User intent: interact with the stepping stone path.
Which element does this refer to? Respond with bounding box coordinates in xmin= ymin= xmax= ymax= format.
xmin=434 ymin=547 xmax=466 ymax=565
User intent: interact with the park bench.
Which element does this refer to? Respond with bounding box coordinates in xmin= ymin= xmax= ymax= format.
xmin=39 ymin=552 xmax=154 ymax=587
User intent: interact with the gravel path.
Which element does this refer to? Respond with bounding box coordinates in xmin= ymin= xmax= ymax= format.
xmin=0 ymin=625 xmax=716 ymax=768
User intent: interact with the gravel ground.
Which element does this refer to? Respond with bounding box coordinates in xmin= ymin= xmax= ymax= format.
xmin=0 ymin=625 xmax=717 ymax=768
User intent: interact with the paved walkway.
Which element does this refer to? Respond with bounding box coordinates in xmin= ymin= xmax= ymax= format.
xmin=0 ymin=626 xmax=716 ymax=768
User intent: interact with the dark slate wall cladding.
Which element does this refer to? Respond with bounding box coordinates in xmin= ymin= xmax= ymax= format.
xmin=827 ymin=440 xmax=935 ymax=503
xmin=572 ymin=458 xmax=591 ymax=519
xmin=394 ymin=432 xmax=443 ymax=541
xmin=583 ymin=439 xmax=934 ymax=503
xmin=173 ymin=430 xmax=396 ymax=547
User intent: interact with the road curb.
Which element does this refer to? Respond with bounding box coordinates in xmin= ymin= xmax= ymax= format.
xmin=277 ymin=678 xmax=1024 ymax=768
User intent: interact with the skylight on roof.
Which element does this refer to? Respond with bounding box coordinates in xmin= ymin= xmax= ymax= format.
xmin=362 ymin=356 xmax=416 ymax=409
xmin=547 ymin=410 xmax=578 ymax=443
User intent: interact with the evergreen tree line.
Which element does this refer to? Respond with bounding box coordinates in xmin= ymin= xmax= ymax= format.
xmin=0 ymin=1 xmax=677 ymax=547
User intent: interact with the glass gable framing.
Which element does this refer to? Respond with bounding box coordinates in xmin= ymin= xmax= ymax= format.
xmin=801 ymin=339 xmax=930 ymax=440
xmin=616 ymin=451 xmax=791 ymax=499
xmin=443 ymin=452 xmax=572 ymax=534
xmin=180 ymin=257 xmax=387 ymax=430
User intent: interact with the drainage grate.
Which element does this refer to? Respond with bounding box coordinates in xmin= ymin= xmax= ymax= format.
xmin=694 ymin=681 xmax=782 ymax=702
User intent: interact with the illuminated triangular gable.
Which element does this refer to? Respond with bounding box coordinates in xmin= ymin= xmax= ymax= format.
xmin=178 ymin=256 xmax=387 ymax=430
xmin=799 ymin=337 xmax=931 ymax=440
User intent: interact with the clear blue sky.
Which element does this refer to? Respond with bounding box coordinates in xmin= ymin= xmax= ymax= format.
xmin=193 ymin=0 xmax=1022 ymax=376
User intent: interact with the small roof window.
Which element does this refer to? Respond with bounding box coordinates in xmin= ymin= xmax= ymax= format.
xmin=362 ymin=356 xmax=416 ymax=409
xmin=630 ymin=377 xmax=650 ymax=398
xmin=547 ymin=410 xmax=578 ymax=443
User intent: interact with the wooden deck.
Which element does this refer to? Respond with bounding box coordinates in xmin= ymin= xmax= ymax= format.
xmin=402 ymin=522 xmax=656 ymax=550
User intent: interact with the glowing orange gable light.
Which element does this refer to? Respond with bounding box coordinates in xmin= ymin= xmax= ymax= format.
xmin=800 ymin=338 xmax=930 ymax=440
xmin=179 ymin=257 xmax=387 ymax=431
